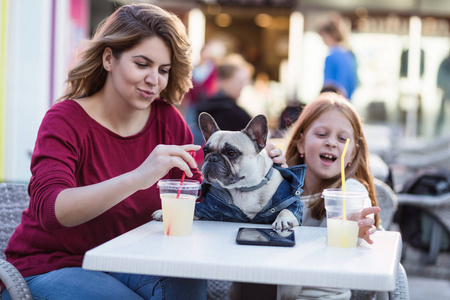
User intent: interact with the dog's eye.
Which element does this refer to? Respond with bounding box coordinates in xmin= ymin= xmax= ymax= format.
xmin=226 ymin=149 xmax=237 ymax=157
xmin=203 ymin=147 xmax=210 ymax=155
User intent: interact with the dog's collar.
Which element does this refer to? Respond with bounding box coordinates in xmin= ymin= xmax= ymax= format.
xmin=237 ymin=166 xmax=274 ymax=192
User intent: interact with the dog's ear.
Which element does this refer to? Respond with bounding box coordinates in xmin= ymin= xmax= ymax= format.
xmin=198 ymin=112 xmax=220 ymax=142
xmin=242 ymin=115 xmax=268 ymax=153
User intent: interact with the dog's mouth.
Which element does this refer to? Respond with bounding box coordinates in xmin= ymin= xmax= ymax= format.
xmin=319 ymin=153 xmax=337 ymax=163
xmin=202 ymin=160 xmax=244 ymax=187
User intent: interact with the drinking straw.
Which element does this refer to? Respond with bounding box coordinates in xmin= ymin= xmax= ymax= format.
xmin=176 ymin=151 xmax=195 ymax=198
xmin=166 ymin=222 xmax=171 ymax=236
xmin=341 ymin=138 xmax=350 ymax=221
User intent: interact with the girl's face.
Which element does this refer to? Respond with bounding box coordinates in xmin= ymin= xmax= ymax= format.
xmin=297 ymin=110 xmax=358 ymax=189
xmin=104 ymin=36 xmax=171 ymax=110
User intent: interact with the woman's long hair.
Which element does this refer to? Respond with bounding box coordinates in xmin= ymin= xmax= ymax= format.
xmin=57 ymin=3 xmax=192 ymax=105
xmin=285 ymin=92 xmax=379 ymax=227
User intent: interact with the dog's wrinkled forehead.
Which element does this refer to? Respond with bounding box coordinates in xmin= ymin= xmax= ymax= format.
xmin=205 ymin=131 xmax=257 ymax=154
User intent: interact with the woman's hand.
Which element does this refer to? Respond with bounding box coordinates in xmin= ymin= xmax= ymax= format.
xmin=358 ymin=206 xmax=381 ymax=244
xmin=266 ymin=143 xmax=288 ymax=168
xmin=134 ymin=144 xmax=201 ymax=190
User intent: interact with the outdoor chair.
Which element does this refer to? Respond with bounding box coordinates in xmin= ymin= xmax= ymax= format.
xmin=374 ymin=178 xmax=398 ymax=231
xmin=390 ymin=264 xmax=409 ymax=300
xmin=392 ymin=167 xmax=450 ymax=280
xmin=0 ymin=182 xmax=32 ymax=299
xmin=396 ymin=192 xmax=450 ymax=279
xmin=391 ymin=134 xmax=450 ymax=171
xmin=350 ymin=263 xmax=409 ymax=300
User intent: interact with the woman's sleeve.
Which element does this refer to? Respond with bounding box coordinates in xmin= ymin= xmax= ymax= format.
xmin=29 ymin=108 xmax=80 ymax=231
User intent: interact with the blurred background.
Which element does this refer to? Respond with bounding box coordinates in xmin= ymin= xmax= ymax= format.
xmin=1 ymin=0 xmax=450 ymax=182
xmin=1 ymin=1 xmax=450 ymax=299
xmin=3 ymin=0 xmax=450 ymax=182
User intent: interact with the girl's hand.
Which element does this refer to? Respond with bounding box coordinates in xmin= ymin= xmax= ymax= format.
xmin=266 ymin=143 xmax=288 ymax=168
xmin=358 ymin=206 xmax=381 ymax=244
xmin=134 ymin=144 xmax=201 ymax=190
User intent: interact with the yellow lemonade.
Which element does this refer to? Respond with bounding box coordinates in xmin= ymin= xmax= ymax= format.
xmin=161 ymin=193 xmax=196 ymax=236
xmin=327 ymin=218 xmax=359 ymax=248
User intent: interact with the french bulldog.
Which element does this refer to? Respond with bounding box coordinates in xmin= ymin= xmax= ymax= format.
xmin=195 ymin=112 xmax=300 ymax=230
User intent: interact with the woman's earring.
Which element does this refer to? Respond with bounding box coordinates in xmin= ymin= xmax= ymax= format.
xmin=347 ymin=162 xmax=352 ymax=167
xmin=300 ymin=153 xmax=304 ymax=158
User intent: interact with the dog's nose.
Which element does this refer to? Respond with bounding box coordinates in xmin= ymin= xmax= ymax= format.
xmin=209 ymin=154 xmax=220 ymax=162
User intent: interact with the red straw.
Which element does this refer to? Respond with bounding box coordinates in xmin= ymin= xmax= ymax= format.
xmin=166 ymin=223 xmax=171 ymax=235
xmin=176 ymin=151 xmax=195 ymax=198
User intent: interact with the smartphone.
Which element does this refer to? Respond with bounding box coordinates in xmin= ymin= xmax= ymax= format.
xmin=235 ymin=227 xmax=295 ymax=247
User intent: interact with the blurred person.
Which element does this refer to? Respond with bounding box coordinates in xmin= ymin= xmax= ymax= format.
xmin=320 ymin=83 xmax=343 ymax=95
xmin=184 ymin=40 xmax=226 ymax=144
xmin=196 ymin=53 xmax=254 ymax=131
xmin=272 ymin=99 xmax=305 ymax=138
xmin=436 ymin=53 xmax=450 ymax=135
xmin=2 ymin=4 xmax=207 ymax=299
xmin=189 ymin=40 xmax=226 ymax=105
xmin=318 ymin=16 xmax=358 ymax=100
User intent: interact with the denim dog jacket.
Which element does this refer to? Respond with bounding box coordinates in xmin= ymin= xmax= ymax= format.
xmin=195 ymin=164 xmax=306 ymax=225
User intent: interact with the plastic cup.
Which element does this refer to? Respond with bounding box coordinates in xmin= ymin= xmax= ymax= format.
xmin=323 ymin=188 xmax=366 ymax=248
xmin=157 ymin=179 xmax=201 ymax=236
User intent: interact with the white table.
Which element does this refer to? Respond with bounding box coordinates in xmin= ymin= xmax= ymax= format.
xmin=82 ymin=221 xmax=402 ymax=292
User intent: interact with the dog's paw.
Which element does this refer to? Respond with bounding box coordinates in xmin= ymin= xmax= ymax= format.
xmin=272 ymin=209 xmax=299 ymax=230
xmin=272 ymin=219 xmax=294 ymax=231
xmin=152 ymin=209 xmax=163 ymax=221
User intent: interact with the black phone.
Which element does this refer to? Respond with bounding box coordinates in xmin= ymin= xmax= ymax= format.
xmin=235 ymin=227 xmax=295 ymax=247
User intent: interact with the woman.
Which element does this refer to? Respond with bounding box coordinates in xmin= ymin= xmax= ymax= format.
xmin=3 ymin=4 xmax=204 ymax=299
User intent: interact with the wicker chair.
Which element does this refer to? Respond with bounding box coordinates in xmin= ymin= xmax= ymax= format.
xmin=0 ymin=183 xmax=32 ymax=299
xmin=396 ymin=191 xmax=450 ymax=279
xmin=389 ymin=264 xmax=409 ymax=300
xmin=374 ymin=178 xmax=398 ymax=231
xmin=350 ymin=263 xmax=409 ymax=300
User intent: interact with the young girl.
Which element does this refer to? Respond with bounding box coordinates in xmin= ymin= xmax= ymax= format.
xmin=284 ymin=92 xmax=381 ymax=299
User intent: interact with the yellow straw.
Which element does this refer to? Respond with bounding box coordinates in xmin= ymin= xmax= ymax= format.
xmin=341 ymin=138 xmax=350 ymax=221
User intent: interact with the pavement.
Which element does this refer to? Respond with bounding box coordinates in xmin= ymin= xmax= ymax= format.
xmin=408 ymin=276 xmax=450 ymax=300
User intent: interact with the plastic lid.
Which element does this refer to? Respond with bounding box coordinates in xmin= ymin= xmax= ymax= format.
xmin=322 ymin=188 xmax=368 ymax=198
xmin=157 ymin=179 xmax=201 ymax=190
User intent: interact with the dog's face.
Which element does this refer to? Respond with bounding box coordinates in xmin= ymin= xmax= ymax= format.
xmin=198 ymin=113 xmax=269 ymax=189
